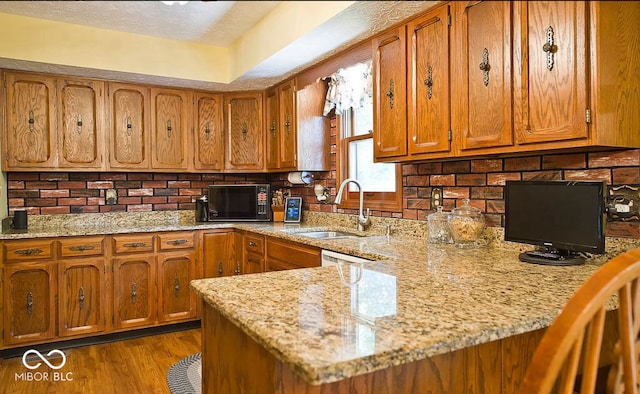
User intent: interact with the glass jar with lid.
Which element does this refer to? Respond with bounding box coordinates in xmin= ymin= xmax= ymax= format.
xmin=447 ymin=199 xmax=485 ymax=248
xmin=427 ymin=206 xmax=453 ymax=244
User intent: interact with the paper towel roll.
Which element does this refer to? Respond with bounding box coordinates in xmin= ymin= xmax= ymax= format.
xmin=287 ymin=171 xmax=313 ymax=185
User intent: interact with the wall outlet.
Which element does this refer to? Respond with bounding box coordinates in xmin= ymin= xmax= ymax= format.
xmin=106 ymin=189 xmax=118 ymax=205
xmin=431 ymin=187 xmax=443 ymax=209
xmin=607 ymin=185 xmax=639 ymax=221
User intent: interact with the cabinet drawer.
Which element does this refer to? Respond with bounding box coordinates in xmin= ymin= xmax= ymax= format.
xmin=158 ymin=232 xmax=195 ymax=251
xmin=244 ymin=234 xmax=264 ymax=254
xmin=112 ymin=234 xmax=154 ymax=254
xmin=3 ymin=240 xmax=55 ymax=262
xmin=59 ymin=236 xmax=105 ymax=257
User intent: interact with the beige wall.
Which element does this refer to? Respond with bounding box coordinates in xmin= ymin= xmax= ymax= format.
xmin=230 ymin=1 xmax=354 ymax=80
xmin=0 ymin=12 xmax=230 ymax=83
xmin=0 ymin=1 xmax=354 ymax=84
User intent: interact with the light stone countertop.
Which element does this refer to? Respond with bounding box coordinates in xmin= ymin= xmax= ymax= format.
xmin=190 ymin=241 xmax=613 ymax=385
xmin=2 ymin=211 xmax=638 ymax=385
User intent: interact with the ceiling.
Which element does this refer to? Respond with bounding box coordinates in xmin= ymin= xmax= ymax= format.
xmin=0 ymin=1 xmax=439 ymax=91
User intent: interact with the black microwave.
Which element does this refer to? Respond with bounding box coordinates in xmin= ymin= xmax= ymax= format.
xmin=205 ymin=184 xmax=271 ymax=222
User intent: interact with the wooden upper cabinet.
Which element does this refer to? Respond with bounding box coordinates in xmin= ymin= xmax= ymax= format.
xmin=278 ymin=79 xmax=297 ymax=170
xmin=295 ymin=80 xmax=330 ymax=171
xmin=407 ymin=4 xmax=452 ymax=157
xmin=454 ymin=0 xmax=513 ymax=152
xmin=514 ymin=1 xmax=588 ymax=145
xmin=265 ymin=87 xmax=280 ymax=170
xmin=373 ymin=26 xmax=408 ymax=160
xmin=107 ymin=83 xmax=151 ymax=170
xmin=267 ymin=79 xmax=330 ymax=171
xmin=224 ymin=92 xmax=264 ymax=171
xmin=4 ymin=72 xmax=57 ymax=169
xmin=151 ymin=88 xmax=191 ymax=170
xmin=57 ymin=78 xmax=104 ymax=168
xmin=193 ymin=92 xmax=224 ymax=171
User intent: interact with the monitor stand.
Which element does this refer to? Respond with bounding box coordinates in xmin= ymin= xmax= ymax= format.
xmin=519 ymin=247 xmax=585 ymax=266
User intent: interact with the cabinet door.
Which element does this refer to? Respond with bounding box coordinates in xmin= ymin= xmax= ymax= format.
xmin=265 ymin=88 xmax=280 ymax=170
xmin=113 ymin=256 xmax=156 ymax=330
xmin=157 ymin=252 xmax=196 ymax=322
xmin=265 ymin=238 xmax=321 ymax=271
xmin=408 ymin=4 xmax=452 ymax=156
xmin=224 ymin=92 xmax=264 ymax=171
xmin=194 ymin=92 xmax=224 ymax=171
xmin=151 ymin=88 xmax=190 ymax=170
xmin=202 ymin=231 xmax=235 ymax=278
xmin=108 ymin=82 xmax=150 ymax=169
xmin=244 ymin=253 xmax=265 ymax=275
xmin=455 ymin=1 xmax=513 ymax=151
xmin=278 ymin=80 xmax=297 ymax=169
xmin=373 ymin=26 xmax=408 ymax=160
xmin=57 ymin=78 xmax=104 ymax=168
xmin=2 ymin=262 xmax=56 ymax=346
xmin=58 ymin=258 xmax=106 ymax=337
xmin=4 ymin=72 xmax=57 ymax=169
xmin=514 ymin=1 xmax=588 ymax=144
xmin=296 ymin=80 xmax=331 ymax=171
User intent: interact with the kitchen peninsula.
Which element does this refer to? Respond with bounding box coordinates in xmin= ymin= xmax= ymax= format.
xmin=191 ymin=231 xmax=621 ymax=393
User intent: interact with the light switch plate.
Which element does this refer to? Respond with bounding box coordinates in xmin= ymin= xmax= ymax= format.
xmin=106 ymin=189 xmax=118 ymax=205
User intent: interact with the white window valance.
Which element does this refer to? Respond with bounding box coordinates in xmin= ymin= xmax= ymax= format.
xmin=322 ymin=60 xmax=373 ymax=116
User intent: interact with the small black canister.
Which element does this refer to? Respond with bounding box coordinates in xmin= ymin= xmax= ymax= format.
xmin=195 ymin=195 xmax=209 ymax=222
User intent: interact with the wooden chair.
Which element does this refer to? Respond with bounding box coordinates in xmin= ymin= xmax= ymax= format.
xmin=519 ymin=248 xmax=640 ymax=394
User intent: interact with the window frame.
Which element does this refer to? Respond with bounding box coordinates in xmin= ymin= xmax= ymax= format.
xmin=336 ymin=110 xmax=402 ymax=212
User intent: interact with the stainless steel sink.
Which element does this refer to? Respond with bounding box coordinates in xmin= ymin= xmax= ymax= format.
xmin=295 ymin=230 xmax=360 ymax=239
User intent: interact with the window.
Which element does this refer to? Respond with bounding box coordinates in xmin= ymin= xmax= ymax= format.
xmin=337 ymin=105 xmax=402 ymax=211
xmin=324 ymin=60 xmax=401 ymax=212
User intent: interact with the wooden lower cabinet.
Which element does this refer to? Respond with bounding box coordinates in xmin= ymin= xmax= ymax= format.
xmin=201 ymin=305 xmax=547 ymax=393
xmin=0 ymin=229 xmax=317 ymax=349
xmin=265 ymin=237 xmax=321 ymax=271
xmin=202 ymin=230 xmax=238 ymax=278
xmin=58 ymin=258 xmax=107 ymax=337
xmin=2 ymin=261 xmax=56 ymax=346
xmin=157 ymin=252 xmax=197 ymax=322
xmin=113 ymin=255 xmax=157 ymax=330
xmin=0 ymin=231 xmax=203 ymax=349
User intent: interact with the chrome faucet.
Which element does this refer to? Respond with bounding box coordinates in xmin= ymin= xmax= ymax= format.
xmin=334 ymin=178 xmax=371 ymax=232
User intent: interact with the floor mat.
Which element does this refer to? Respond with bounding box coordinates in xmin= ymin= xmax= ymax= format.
xmin=166 ymin=352 xmax=201 ymax=394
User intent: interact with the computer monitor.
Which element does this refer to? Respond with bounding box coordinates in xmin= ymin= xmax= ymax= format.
xmin=504 ymin=180 xmax=606 ymax=266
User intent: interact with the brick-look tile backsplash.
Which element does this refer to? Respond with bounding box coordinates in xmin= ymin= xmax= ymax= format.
xmin=281 ymin=116 xmax=640 ymax=239
xmin=7 ymin=172 xmax=270 ymax=215
xmin=6 ymin=114 xmax=640 ymax=238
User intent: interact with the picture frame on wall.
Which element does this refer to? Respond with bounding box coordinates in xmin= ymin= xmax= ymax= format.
xmin=284 ymin=197 xmax=302 ymax=223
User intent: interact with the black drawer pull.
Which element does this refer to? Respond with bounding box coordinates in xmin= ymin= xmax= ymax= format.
xmin=123 ymin=242 xmax=147 ymax=248
xmin=248 ymin=241 xmax=257 ymax=247
xmin=15 ymin=248 xmax=43 ymax=256
xmin=167 ymin=239 xmax=188 ymax=246
xmin=69 ymin=245 xmax=96 ymax=251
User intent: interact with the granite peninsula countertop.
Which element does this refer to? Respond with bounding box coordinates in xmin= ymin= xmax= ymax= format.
xmin=2 ymin=211 xmax=638 ymax=385
xmin=190 ymin=243 xmax=616 ymax=385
